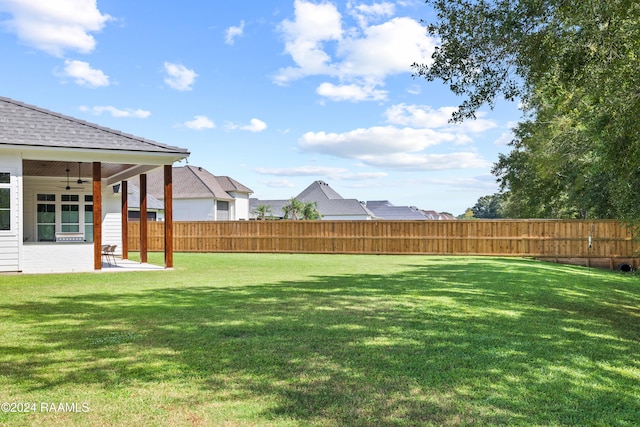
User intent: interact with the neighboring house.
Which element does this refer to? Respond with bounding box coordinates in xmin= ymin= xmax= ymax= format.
xmin=129 ymin=165 xmax=253 ymax=221
xmin=0 ymin=96 xmax=189 ymax=273
xmin=114 ymin=182 xmax=165 ymax=221
xmin=364 ymin=201 xmax=456 ymax=220
xmin=250 ymin=180 xmax=376 ymax=220
xmin=364 ymin=200 xmax=433 ymax=220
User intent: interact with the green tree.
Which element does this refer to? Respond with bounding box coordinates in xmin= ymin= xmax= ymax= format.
xmin=471 ymin=193 xmax=505 ymax=219
xmin=282 ymin=198 xmax=304 ymax=220
xmin=414 ymin=0 xmax=640 ymax=221
xmin=252 ymin=204 xmax=273 ymax=220
xmin=301 ymin=201 xmax=322 ymax=220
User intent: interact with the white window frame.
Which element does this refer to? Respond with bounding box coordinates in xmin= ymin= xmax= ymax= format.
xmin=35 ymin=192 xmax=94 ymax=242
xmin=0 ymin=172 xmax=12 ymax=233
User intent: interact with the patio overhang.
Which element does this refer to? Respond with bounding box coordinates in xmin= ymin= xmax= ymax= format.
xmin=0 ymin=95 xmax=189 ymax=274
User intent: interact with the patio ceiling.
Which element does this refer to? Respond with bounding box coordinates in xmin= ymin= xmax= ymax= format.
xmin=22 ymin=160 xmax=163 ymax=184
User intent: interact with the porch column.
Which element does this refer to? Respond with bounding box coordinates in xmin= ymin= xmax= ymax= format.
xmin=140 ymin=173 xmax=148 ymax=263
xmin=164 ymin=165 xmax=173 ymax=268
xmin=93 ymin=162 xmax=102 ymax=270
xmin=121 ymin=180 xmax=129 ymax=260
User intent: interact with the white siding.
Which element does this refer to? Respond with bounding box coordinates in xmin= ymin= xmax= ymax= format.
xmin=0 ymin=157 xmax=21 ymax=272
xmin=229 ymin=192 xmax=250 ymax=220
xmin=102 ymin=212 xmax=122 ymax=256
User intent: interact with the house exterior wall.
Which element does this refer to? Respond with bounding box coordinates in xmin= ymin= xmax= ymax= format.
xmin=22 ymin=177 xmax=94 ymax=243
xmin=22 ymin=243 xmax=93 ymax=273
xmin=174 ymin=198 xmax=216 ymax=221
xmin=21 ymin=178 xmax=120 ymax=273
xmin=0 ymin=155 xmax=21 ymax=272
xmin=229 ymin=192 xmax=250 ymax=220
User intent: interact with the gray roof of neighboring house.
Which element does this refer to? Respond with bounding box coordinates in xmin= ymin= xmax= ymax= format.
xmin=316 ymin=199 xmax=374 ymax=217
xmin=120 ymin=183 xmax=164 ymax=210
xmin=142 ymin=165 xmax=252 ymax=200
xmin=249 ymin=180 xmax=376 ymax=219
xmin=297 ymin=180 xmax=344 ymax=201
xmin=215 ymin=175 xmax=253 ymax=194
xmin=0 ymin=96 xmax=189 ymax=155
xmin=249 ymin=199 xmax=289 ymax=219
xmin=365 ymin=200 xmax=431 ymax=220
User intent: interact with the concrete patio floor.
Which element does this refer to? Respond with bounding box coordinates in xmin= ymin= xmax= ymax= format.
xmin=100 ymin=258 xmax=169 ymax=272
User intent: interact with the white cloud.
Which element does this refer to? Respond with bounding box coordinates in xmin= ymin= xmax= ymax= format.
xmin=316 ymin=82 xmax=387 ymax=102
xmin=385 ymin=104 xmax=497 ymax=133
xmin=183 ymin=115 xmax=215 ymax=130
xmin=262 ymin=179 xmax=296 ymax=188
xmin=275 ymin=0 xmax=343 ymax=84
xmin=348 ymin=1 xmax=395 ymax=27
xmin=298 ymin=125 xmax=490 ymax=171
xmin=226 ymin=118 xmax=268 ymax=132
xmin=300 ymin=126 xmax=454 ymax=157
xmin=0 ymin=0 xmax=112 ymax=56
xmin=61 ymin=59 xmax=109 ymax=87
xmin=255 ymin=166 xmax=387 ymax=180
xmin=163 ymin=62 xmax=198 ymax=91
xmin=358 ymin=152 xmax=490 ymax=170
xmin=242 ymin=118 xmax=267 ymax=132
xmin=335 ymin=17 xmax=435 ymax=81
xmin=275 ymin=1 xmax=436 ymax=102
xmin=225 ymin=20 xmax=245 ymax=45
xmin=79 ymin=105 xmax=150 ymax=118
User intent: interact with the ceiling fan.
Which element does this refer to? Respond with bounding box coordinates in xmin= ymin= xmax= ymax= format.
xmin=76 ymin=162 xmax=90 ymax=185
xmin=60 ymin=165 xmax=84 ymax=190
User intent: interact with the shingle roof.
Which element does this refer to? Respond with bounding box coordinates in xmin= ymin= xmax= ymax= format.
xmin=143 ymin=165 xmax=251 ymax=200
xmin=120 ymin=183 xmax=164 ymax=210
xmin=249 ymin=198 xmax=289 ymax=219
xmin=316 ymin=199 xmax=374 ymax=216
xmin=365 ymin=200 xmax=431 ymax=220
xmin=250 ymin=180 xmax=377 ymax=219
xmin=216 ymin=175 xmax=253 ymax=194
xmin=0 ymin=96 xmax=189 ymax=155
xmin=296 ymin=180 xmax=343 ymax=201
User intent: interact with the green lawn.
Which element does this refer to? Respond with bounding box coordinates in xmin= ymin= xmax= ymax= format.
xmin=0 ymin=253 xmax=639 ymax=426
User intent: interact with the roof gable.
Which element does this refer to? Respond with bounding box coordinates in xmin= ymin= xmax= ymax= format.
xmin=216 ymin=175 xmax=253 ymax=194
xmin=296 ymin=180 xmax=343 ymax=201
xmin=143 ymin=165 xmax=251 ymax=200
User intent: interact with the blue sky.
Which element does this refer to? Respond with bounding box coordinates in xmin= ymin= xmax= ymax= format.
xmin=0 ymin=0 xmax=520 ymax=215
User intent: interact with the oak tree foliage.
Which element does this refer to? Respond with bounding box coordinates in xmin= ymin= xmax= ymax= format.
xmin=414 ymin=0 xmax=640 ymax=220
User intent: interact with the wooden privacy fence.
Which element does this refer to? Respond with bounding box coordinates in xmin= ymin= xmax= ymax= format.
xmin=127 ymin=220 xmax=639 ymax=263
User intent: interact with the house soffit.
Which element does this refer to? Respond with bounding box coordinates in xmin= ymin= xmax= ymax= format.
xmin=22 ymin=160 xmax=151 ymax=183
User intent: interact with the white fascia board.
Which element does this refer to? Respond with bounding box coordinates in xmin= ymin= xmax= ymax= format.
xmin=12 ymin=145 xmax=189 ymax=165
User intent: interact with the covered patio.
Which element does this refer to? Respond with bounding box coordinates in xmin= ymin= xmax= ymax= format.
xmin=0 ymin=96 xmax=190 ymax=274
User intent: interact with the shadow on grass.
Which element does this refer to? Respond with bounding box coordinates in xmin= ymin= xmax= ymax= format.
xmin=1 ymin=258 xmax=639 ymax=425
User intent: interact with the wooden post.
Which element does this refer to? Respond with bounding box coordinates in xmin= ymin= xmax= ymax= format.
xmin=93 ymin=162 xmax=102 ymax=270
xmin=164 ymin=165 xmax=173 ymax=268
xmin=121 ymin=180 xmax=129 ymax=260
xmin=140 ymin=173 xmax=148 ymax=263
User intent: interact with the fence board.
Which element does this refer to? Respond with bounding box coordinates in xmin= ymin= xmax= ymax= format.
xmin=127 ymin=220 xmax=639 ymax=261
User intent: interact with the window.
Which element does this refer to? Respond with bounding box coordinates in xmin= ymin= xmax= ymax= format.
xmin=84 ymin=195 xmax=94 ymax=242
xmin=0 ymin=173 xmax=9 ymax=231
xmin=61 ymin=194 xmax=80 ymax=232
xmin=37 ymin=194 xmax=56 ymax=241
xmin=128 ymin=210 xmax=157 ymax=221
xmin=217 ymin=200 xmax=230 ymax=220
xmin=36 ymin=193 xmax=94 ymax=242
